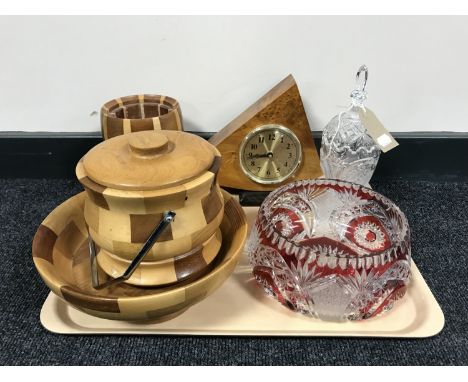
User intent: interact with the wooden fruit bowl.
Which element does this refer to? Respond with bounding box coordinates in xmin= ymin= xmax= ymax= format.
xmin=32 ymin=190 xmax=248 ymax=321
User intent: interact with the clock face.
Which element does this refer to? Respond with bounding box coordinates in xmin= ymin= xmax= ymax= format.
xmin=239 ymin=124 xmax=302 ymax=184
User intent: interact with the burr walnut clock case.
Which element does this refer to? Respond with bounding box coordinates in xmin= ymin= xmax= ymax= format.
xmin=76 ymin=130 xmax=223 ymax=287
xmin=209 ymin=75 xmax=322 ymax=192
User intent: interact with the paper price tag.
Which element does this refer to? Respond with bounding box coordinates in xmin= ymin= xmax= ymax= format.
xmin=358 ymin=107 xmax=398 ymax=153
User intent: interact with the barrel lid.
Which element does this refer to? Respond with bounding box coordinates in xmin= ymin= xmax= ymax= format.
xmin=82 ymin=130 xmax=216 ymax=191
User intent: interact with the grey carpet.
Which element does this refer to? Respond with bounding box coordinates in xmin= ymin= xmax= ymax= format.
xmin=0 ymin=178 xmax=467 ymax=365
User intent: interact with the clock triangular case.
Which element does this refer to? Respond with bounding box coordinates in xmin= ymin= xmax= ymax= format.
xmin=209 ymin=74 xmax=322 ymax=191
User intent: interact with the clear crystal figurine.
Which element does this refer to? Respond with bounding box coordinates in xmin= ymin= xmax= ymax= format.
xmin=320 ymin=65 xmax=380 ymax=185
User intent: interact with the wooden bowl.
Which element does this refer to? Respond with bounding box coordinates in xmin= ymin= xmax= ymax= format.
xmin=101 ymin=94 xmax=183 ymax=140
xmin=76 ymin=130 xmax=224 ymax=286
xmin=32 ymin=190 xmax=248 ymax=321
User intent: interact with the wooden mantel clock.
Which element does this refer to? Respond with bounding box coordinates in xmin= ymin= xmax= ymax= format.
xmin=209 ymin=74 xmax=322 ymax=192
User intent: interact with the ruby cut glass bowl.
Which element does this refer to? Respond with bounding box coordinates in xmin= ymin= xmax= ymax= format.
xmin=247 ymin=179 xmax=412 ymax=321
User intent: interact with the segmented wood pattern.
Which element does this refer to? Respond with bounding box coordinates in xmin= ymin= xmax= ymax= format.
xmin=32 ymin=191 xmax=248 ymax=321
xmin=101 ymin=94 xmax=183 ymax=140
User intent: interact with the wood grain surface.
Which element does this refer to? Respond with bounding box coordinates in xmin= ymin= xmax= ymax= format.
xmin=82 ymin=130 xmax=216 ymax=191
xmin=32 ymin=191 xmax=248 ymax=321
xmin=209 ymin=75 xmax=322 ymax=191
xmin=101 ymin=94 xmax=183 ymax=140
xmin=76 ymin=130 xmax=226 ymax=284
xmin=96 ymin=228 xmax=222 ymax=287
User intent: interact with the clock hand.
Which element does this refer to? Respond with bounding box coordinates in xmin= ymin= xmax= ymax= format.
xmin=269 ymin=135 xmax=280 ymax=154
xmin=250 ymin=152 xmax=274 ymax=159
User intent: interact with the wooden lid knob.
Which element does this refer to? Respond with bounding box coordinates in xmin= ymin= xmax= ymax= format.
xmin=128 ymin=132 xmax=169 ymax=156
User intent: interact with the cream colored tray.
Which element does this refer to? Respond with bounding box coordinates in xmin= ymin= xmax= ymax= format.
xmin=40 ymin=207 xmax=445 ymax=337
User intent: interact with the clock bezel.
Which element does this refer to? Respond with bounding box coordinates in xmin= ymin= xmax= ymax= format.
xmin=238 ymin=124 xmax=302 ymax=185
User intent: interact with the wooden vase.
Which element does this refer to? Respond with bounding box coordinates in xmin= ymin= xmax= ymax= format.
xmin=101 ymin=94 xmax=183 ymax=140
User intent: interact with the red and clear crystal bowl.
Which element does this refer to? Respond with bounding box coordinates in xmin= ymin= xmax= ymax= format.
xmin=247 ymin=179 xmax=411 ymax=321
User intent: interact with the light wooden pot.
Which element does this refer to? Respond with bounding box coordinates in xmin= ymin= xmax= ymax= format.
xmin=76 ymin=130 xmax=223 ymax=287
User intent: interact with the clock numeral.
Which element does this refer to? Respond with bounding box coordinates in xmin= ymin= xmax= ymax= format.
xmin=241 ymin=128 xmax=301 ymax=183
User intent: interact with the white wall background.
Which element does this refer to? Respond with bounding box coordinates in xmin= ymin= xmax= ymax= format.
xmin=0 ymin=16 xmax=467 ymax=133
